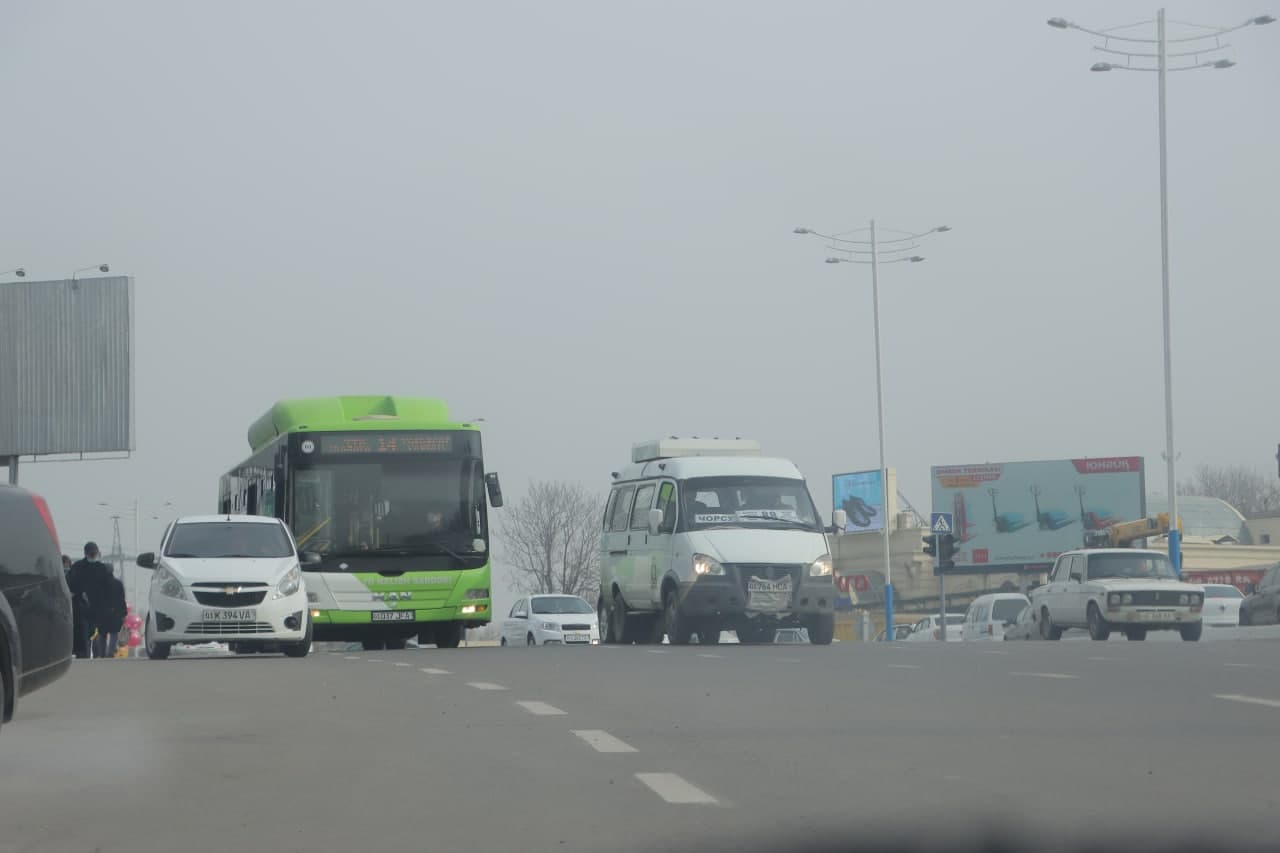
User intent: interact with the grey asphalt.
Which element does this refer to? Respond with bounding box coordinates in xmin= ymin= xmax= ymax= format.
xmin=3 ymin=629 xmax=1280 ymax=853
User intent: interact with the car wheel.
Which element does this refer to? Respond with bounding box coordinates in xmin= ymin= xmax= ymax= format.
xmin=1039 ymin=608 xmax=1062 ymax=641
xmin=527 ymin=632 xmax=537 ymax=647
xmin=663 ymin=589 xmax=692 ymax=645
xmin=1 ymin=633 xmax=13 ymax=727
xmin=611 ymin=590 xmax=630 ymax=644
xmin=1239 ymin=607 xmax=1251 ymax=627
xmin=1125 ymin=627 xmax=1147 ymax=641
xmin=283 ymin=617 xmax=313 ymax=658
xmin=1087 ymin=604 xmax=1111 ymax=641
xmin=806 ymin=614 xmax=836 ymax=646
xmin=598 ymin=597 xmax=616 ymax=645
xmin=145 ymin=617 xmax=170 ymax=660
xmin=435 ymin=623 xmax=463 ymax=649
xmin=1180 ymin=622 xmax=1203 ymax=642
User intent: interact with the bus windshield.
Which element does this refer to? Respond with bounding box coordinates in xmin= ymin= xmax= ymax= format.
xmin=679 ymin=476 xmax=822 ymax=532
xmin=291 ymin=456 xmax=487 ymax=558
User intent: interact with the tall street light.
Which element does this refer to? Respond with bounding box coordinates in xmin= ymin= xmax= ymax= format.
xmin=1048 ymin=10 xmax=1273 ymax=573
xmin=794 ymin=222 xmax=951 ymax=641
xmin=71 ymin=263 xmax=110 ymax=290
xmin=99 ymin=499 xmax=173 ymax=607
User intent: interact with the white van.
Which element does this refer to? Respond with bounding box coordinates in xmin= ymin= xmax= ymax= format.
xmin=597 ymin=438 xmax=837 ymax=646
xmin=961 ymin=592 xmax=1030 ymax=642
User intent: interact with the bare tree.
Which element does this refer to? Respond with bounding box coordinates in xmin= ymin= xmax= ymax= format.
xmin=1177 ymin=464 xmax=1280 ymax=516
xmin=498 ymin=481 xmax=605 ymax=601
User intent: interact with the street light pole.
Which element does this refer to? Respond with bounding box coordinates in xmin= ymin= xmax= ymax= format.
xmin=866 ymin=220 xmax=896 ymax=638
xmin=1047 ymin=9 xmax=1274 ymax=574
xmin=1155 ymin=8 xmax=1181 ymax=572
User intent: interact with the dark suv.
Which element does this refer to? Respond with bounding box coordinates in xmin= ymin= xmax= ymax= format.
xmin=0 ymin=485 xmax=74 ymax=732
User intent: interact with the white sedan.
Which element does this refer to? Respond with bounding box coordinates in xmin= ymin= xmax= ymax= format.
xmin=1202 ymin=584 xmax=1244 ymax=628
xmin=501 ymin=595 xmax=600 ymax=646
xmin=903 ymin=613 xmax=966 ymax=642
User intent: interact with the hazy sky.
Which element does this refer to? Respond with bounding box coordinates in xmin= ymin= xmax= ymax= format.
xmin=3 ymin=2 xmax=1277 ymax=608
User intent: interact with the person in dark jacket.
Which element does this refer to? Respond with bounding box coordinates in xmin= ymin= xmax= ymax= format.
xmin=100 ymin=574 xmax=127 ymax=657
xmin=63 ymin=555 xmax=91 ymax=659
xmin=69 ymin=542 xmax=114 ymax=659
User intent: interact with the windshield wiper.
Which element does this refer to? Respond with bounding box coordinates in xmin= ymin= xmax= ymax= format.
xmin=744 ymin=517 xmax=818 ymax=530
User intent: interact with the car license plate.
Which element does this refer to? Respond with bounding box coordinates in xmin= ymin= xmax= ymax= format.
xmin=201 ymin=609 xmax=256 ymax=621
xmin=747 ymin=576 xmax=792 ymax=611
xmin=1138 ymin=611 xmax=1166 ymax=622
xmin=370 ymin=610 xmax=415 ymax=623
xmin=565 ymin=632 xmax=590 ymax=643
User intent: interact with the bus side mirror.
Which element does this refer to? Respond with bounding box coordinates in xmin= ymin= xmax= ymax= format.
xmin=648 ymin=508 xmax=664 ymax=536
xmin=485 ymin=472 xmax=504 ymax=508
xmin=136 ymin=552 xmax=156 ymax=569
xmin=831 ymin=510 xmax=847 ymax=534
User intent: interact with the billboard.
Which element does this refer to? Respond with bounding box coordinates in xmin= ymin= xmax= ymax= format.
xmin=832 ymin=468 xmax=897 ymax=534
xmin=0 ymin=277 xmax=135 ymax=457
xmin=930 ymin=456 xmax=1146 ymax=572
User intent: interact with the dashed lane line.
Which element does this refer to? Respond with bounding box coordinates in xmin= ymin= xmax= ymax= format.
xmin=572 ymin=730 xmax=637 ymax=753
xmin=516 ymin=701 xmax=567 ymax=716
xmin=467 ymin=682 xmax=507 ymax=691
xmin=635 ymin=773 xmax=718 ymax=805
xmin=698 ymin=653 xmax=724 ymax=659
xmin=1215 ymin=693 xmax=1280 ymax=709
xmin=420 ymin=667 xmax=451 ymax=675
xmin=1009 ymin=672 xmax=1078 ymax=680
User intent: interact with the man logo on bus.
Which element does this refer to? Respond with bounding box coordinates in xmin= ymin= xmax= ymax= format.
xmin=301 ymin=440 xmax=316 ymax=454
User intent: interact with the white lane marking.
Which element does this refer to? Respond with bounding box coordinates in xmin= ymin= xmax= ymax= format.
xmin=1009 ymin=672 xmax=1078 ymax=680
xmin=1224 ymin=663 xmax=1257 ymax=668
xmin=420 ymin=667 xmax=451 ymax=675
xmin=887 ymin=664 xmax=920 ymax=669
xmin=467 ymin=682 xmax=507 ymax=691
xmin=1215 ymin=693 xmax=1280 ymax=709
xmin=395 ymin=662 xmax=412 ymax=667
xmin=516 ymin=701 xmax=566 ymax=716
xmin=698 ymin=653 xmax=724 ymax=659
xmin=635 ymin=773 xmax=718 ymax=804
xmin=367 ymin=659 xmax=384 ymax=663
xmin=343 ymin=656 xmax=361 ymax=660
xmin=646 ymin=649 xmax=670 ymax=654
xmin=572 ymin=730 xmax=638 ymax=753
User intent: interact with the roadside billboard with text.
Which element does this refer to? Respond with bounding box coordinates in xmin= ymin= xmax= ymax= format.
xmin=832 ymin=468 xmax=898 ymax=534
xmin=930 ymin=457 xmax=1146 ymax=573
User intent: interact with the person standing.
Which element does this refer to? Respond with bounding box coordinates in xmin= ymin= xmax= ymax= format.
xmin=101 ymin=573 xmax=127 ymax=657
xmin=69 ymin=542 xmax=113 ymax=659
xmin=63 ymin=555 xmax=91 ymax=659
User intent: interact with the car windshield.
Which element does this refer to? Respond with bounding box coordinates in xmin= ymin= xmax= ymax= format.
xmin=1204 ymin=585 xmax=1243 ymax=599
xmin=992 ymin=599 xmax=1028 ymax=622
xmin=530 ymin=596 xmax=593 ymax=615
xmin=679 ymin=476 xmax=821 ymax=532
xmin=164 ymin=522 xmax=293 ymax=559
xmin=1087 ymin=553 xmax=1177 ymax=580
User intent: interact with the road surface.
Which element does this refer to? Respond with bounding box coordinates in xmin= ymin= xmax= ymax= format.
xmin=3 ymin=630 xmax=1280 ymax=853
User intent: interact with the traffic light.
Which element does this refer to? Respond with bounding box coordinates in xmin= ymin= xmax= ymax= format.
xmin=939 ymin=533 xmax=958 ymax=570
xmin=922 ymin=534 xmax=938 ymax=558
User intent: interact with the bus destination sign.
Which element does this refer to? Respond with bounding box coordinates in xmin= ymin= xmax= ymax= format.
xmin=317 ymin=433 xmax=454 ymax=455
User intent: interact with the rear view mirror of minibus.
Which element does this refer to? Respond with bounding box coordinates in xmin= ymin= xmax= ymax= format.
xmin=485 ymin=472 xmax=504 ymax=508
xmin=831 ymin=510 xmax=847 ymax=534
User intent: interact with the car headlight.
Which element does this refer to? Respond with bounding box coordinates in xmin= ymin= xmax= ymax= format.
xmin=156 ymin=567 xmax=185 ymax=600
xmin=1191 ymin=593 xmax=1202 ymax=606
xmin=1108 ymin=593 xmax=1121 ymax=606
xmin=809 ymin=554 xmax=833 ymax=577
xmin=276 ymin=565 xmax=302 ymax=598
xmin=692 ymin=553 xmax=725 ymax=576
xmin=1179 ymin=593 xmax=1189 ymax=605
xmin=538 ymin=621 xmax=559 ymax=632
xmin=1122 ymin=593 xmax=1133 ymax=605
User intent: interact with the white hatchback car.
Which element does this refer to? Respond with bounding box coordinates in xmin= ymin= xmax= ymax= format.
xmin=1201 ymin=584 xmax=1244 ymax=628
xmin=501 ymin=594 xmax=600 ymax=646
xmin=962 ymin=593 xmax=1030 ymax=641
xmin=903 ymin=613 xmax=966 ymax=642
xmin=138 ymin=515 xmax=315 ymax=659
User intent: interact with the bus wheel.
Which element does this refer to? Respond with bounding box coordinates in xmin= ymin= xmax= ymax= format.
xmin=436 ymin=622 xmax=463 ymax=649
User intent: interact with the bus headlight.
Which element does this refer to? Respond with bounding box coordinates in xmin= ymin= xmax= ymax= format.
xmin=809 ymin=555 xmax=833 ymax=577
xmin=277 ymin=565 xmax=302 ymax=598
xmin=156 ymin=567 xmax=185 ymax=600
xmin=693 ymin=554 xmax=724 ymax=576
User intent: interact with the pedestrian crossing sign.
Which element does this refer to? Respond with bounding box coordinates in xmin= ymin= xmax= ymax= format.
xmin=931 ymin=512 xmax=953 ymax=535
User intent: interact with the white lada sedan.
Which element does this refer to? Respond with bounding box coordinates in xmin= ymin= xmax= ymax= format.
xmin=1035 ymin=548 xmax=1204 ymax=642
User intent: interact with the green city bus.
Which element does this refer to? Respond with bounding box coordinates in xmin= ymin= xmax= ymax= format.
xmin=219 ymin=396 xmax=502 ymax=650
